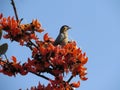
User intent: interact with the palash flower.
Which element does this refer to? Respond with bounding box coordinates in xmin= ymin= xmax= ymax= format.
xmin=0 ymin=14 xmax=44 ymax=45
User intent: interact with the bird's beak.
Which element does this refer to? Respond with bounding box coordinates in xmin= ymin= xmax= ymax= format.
xmin=68 ymin=26 xmax=71 ymax=30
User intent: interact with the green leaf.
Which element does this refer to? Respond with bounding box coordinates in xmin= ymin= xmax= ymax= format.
xmin=0 ymin=30 xmax=2 ymax=40
xmin=0 ymin=43 xmax=8 ymax=56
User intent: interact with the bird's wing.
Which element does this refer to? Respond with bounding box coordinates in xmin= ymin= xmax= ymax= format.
xmin=54 ymin=33 xmax=65 ymax=45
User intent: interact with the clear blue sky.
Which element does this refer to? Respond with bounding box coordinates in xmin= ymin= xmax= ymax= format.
xmin=0 ymin=0 xmax=120 ymax=90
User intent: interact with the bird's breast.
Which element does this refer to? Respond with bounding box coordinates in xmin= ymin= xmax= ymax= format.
xmin=61 ymin=32 xmax=68 ymax=45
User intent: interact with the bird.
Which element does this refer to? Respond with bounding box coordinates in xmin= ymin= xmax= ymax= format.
xmin=54 ymin=25 xmax=71 ymax=46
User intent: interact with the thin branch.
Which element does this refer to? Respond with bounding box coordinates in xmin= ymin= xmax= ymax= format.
xmin=29 ymin=40 xmax=38 ymax=49
xmin=0 ymin=59 xmax=7 ymax=63
xmin=11 ymin=0 xmax=19 ymax=21
xmin=4 ymin=54 xmax=8 ymax=62
xmin=67 ymin=75 xmax=74 ymax=83
xmin=19 ymin=18 xmax=23 ymax=24
xmin=45 ymin=68 xmax=56 ymax=76
xmin=30 ymin=71 xmax=50 ymax=81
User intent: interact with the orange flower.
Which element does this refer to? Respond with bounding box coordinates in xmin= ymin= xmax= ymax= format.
xmin=32 ymin=19 xmax=41 ymax=29
xmin=44 ymin=33 xmax=49 ymax=42
xmin=3 ymin=70 xmax=13 ymax=76
xmin=75 ymin=65 xmax=88 ymax=81
xmin=43 ymin=33 xmax=54 ymax=43
xmin=48 ymin=43 xmax=55 ymax=51
xmin=37 ymin=28 xmax=44 ymax=33
xmin=0 ymin=16 xmax=21 ymax=37
xmin=1 ymin=17 xmax=7 ymax=27
xmin=80 ymin=75 xmax=88 ymax=81
xmin=64 ymin=41 xmax=76 ymax=51
xmin=81 ymin=56 xmax=88 ymax=64
xmin=11 ymin=56 xmax=17 ymax=64
xmin=20 ymin=68 xmax=28 ymax=75
xmin=39 ymin=45 xmax=47 ymax=55
xmin=44 ymin=62 xmax=50 ymax=68
xmin=30 ymin=33 xmax=38 ymax=40
xmin=71 ymin=81 xmax=80 ymax=88
xmin=7 ymin=16 xmax=17 ymax=30
xmin=20 ymin=24 xmax=31 ymax=31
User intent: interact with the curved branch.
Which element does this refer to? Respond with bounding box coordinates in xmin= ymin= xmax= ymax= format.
xmin=30 ymin=71 xmax=50 ymax=81
xmin=11 ymin=0 xmax=19 ymax=21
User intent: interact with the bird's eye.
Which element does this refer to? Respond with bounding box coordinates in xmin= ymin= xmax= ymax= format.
xmin=64 ymin=26 xmax=68 ymax=30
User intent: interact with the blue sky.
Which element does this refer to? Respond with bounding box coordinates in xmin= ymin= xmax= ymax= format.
xmin=0 ymin=0 xmax=120 ymax=90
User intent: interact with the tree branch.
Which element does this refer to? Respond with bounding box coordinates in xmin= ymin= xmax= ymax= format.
xmin=4 ymin=54 xmax=9 ymax=62
xmin=11 ymin=0 xmax=19 ymax=21
xmin=30 ymin=71 xmax=50 ymax=81
xmin=29 ymin=40 xmax=38 ymax=49
xmin=67 ymin=75 xmax=74 ymax=83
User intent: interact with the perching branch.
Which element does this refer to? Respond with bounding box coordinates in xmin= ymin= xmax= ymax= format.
xmin=11 ymin=0 xmax=19 ymax=21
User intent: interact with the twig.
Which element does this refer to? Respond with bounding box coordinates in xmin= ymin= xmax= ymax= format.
xmin=4 ymin=54 xmax=9 ymax=62
xmin=11 ymin=0 xmax=19 ymax=21
xmin=19 ymin=18 xmax=23 ymax=24
xmin=67 ymin=75 xmax=74 ymax=83
xmin=45 ymin=68 xmax=56 ymax=76
xmin=30 ymin=40 xmax=38 ymax=48
xmin=30 ymin=71 xmax=50 ymax=81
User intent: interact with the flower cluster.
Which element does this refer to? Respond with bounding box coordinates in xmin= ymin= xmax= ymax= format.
xmin=0 ymin=13 xmax=88 ymax=90
xmin=27 ymin=81 xmax=80 ymax=90
xmin=0 ymin=13 xmax=44 ymax=45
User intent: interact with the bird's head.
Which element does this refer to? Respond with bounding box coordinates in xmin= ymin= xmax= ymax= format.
xmin=60 ymin=25 xmax=71 ymax=33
